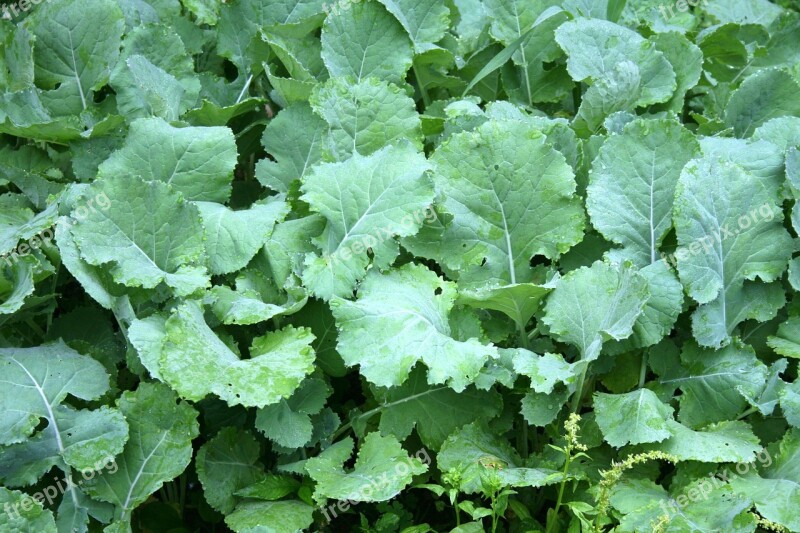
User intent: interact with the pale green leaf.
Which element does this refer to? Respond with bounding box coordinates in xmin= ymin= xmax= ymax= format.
xmin=196 ymin=200 xmax=289 ymax=276
xmin=542 ymin=261 xmax=649 ymax=361
xmin=305 ymin=433 xmax=428 ymax=502
xmin=300 ymin=144 xmax=433 ymax=300
xmin=196 ymin=428 xmax=266 ymax=515
xmin=330 ymin=263 xmax=498 ymax=391
xmin=70 ymin=175 xmax=209 ymax=296
xmin=83 ymin=383 xmax=199 ymax=526
xmin=159 ymin=302 xmax=315 ymax=407
xmin=555 ymin=18 xmax=676 ymax=106
xmin=98 ymin=117 xmax=237 ymax=203
xmin=674 ymin=157 xmax=792 ymax=347
xmin=225 ymin=500 xmax=315 ymax=533
xmin=587 ymin=118 xmax=700 ymax=267
xmin=407 ymin=119 xmax=584 ymax=286
xmin=310 ymin=77 xmax=422 ymax=160
xmin=594 ymin=389 xmax=674 ymax=447
xmin=320 ymin=0 xmax=413 ymax=83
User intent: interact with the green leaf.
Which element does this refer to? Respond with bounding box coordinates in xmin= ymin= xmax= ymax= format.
xmin=109 ymin=24 xmax=200 ymax=121
xmin=310 ymin=77 xmax=423 ymax=160
xmin=83 ymin=383 xmax=199 ymax=526
xmin=158 ymin=301 xmax=315 ymax=407
xmin=225 ymin=500 xmax=315 ymax=533
xmin=513 ymin=351 xmax=577 ymax=395
xmin=321 ymin=0 xmax=413 ymax=84
xmin=572 ymin=60 xmax=641 ymax=136
xmin=70 ymin=175 xmax=209 ymax=296
xmin=182 ymin=0 xmax=220 ymax=25
xmin=586 ymin=118 xmax=700 ymax=267
xmin=376 ymin=0 xmax=450 ymax=52
xmin=724 ymin=68 xmax=800 ymax=137
xmin=196 ymin=200 xmax=289 ymax=276
xmin=196 ymin=428 xmax=266 ymax=515
xmin=780 ymin=380 xmax=800 ymax=427
xmin=330 ymin=263 xmax=498 ymax=391
xmin=256 ymin=103 xmax=326 ymax=194
xmin=729 ymin=428 xmax=800 ymax=531
xmin=305 ymin=432 xmax=428 ymax=502
xmin=407 ymin=119 xmax=584 ymax=286
xmin=487 ymin=5 xmax=572 ymax=105
xmin=555 ymin=18 xmax=676 ymax=106
xmin=594 ymin=389 xmax=674 ymax=447
xmin=701 ymin=0 xmax=784 ymax=26
xmin=0 ymin=342 xmax=128 ymax=486
xmin=299 ymin=143 xmax=433 ymax=300
xmin=660 ymin=340 xmax=768 ymax=428
xmin=437 ymin=423 xmax=562 ymax=494
xmin=768 ymin=315 xmax=800 ymax=358
xmin=376 ymin=367 xmax=503 ymax=450
xmin=674 ymin=157 xmax=792 ymax=347
xmin=608 ymin=261 xmax=683 ymax=352
xmin=457 ymin=281 xmax=553 ymax=331
xmin=208 ymin=274 xmax=307 ymax=326
xmin=0 ymin=487 xmax=57 ymax=533
xmin=255 ymin=378 xmax=330 ymax=449
xmin=25 ymin=0 xmax=124 ymax=110
xmin=542 ymin=261 xmax=649 ymax=361
xmin=651 ymin=31 xmax=703 ymax=113
xmin=641 ymin=420 xmax=761 ymax=463
xmin=98 ymin=117 xmax=237 ymax=203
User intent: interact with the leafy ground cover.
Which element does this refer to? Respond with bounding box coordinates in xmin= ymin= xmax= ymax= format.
xmin=1 ymin=0 xmax=800 ymax=531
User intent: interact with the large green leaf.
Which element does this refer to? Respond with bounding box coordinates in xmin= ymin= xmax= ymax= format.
xmin=555 ymin=18 xmax=676 ymax=106
xmin=300 ymin=144 xmax=433 ymax=300
xmin=674 ymin=157 xmax=792 ymax=347
xmin=83 ymin=383 xmax=199 ymax=527
xmin=730 ymin=428 xmax=800 ymax=531
xmin=406 ymin=119 xmax=584 ymax=286
xmin=310 ymin=77 xmax=422 ymax=159
xmin=70 ymin=175 xmax=209 ymax=296
xmin=0 ymin=343 xmax=128 ymax=489
xmin=660 ymin=340 xmax=768 ymax=428
xmin=586 ymin=118 xmax=700 ymax=267
xmin=25 ymin=0 xmax=124 ymax=111
xmin=97 ymin=118 xmax=237 ymax=203
xmin=320 ymin=0 xmax=413 ymax=83
xmin=305 ymin=432 xmax=428 ymax=502
xmin=542 ymin=261 xmax=649 ymax=361
xmin=196 ymin=200 xmax=289 ymax=276
xmin=594 ymin=389 xmax=674 ymax=448
xmin=330 ymin=263 xmax=498 ymax=391
xmin=157 ymin=301 xmax=316 ymax=407
xmin=196 ymin=428 xmax=266 ymax=515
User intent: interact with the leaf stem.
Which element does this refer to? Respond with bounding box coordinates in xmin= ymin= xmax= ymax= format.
xmin=236 ymin=73 xmax=254 ymax=104
xmin=412 ymin=61 xmax=431 ymax=108
xmin=570 ymin=365 xmax=588 ymax=414
xmin=638 ymin=351 xmax=649 ymax=389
